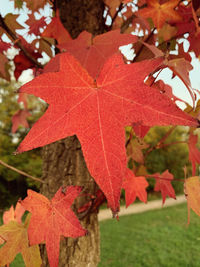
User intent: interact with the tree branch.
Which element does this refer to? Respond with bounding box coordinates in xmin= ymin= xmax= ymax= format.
xmin=0 ymin=159 xmax=45 ymax=184
xmin=0 ymin=14 xmax=43 ymax=69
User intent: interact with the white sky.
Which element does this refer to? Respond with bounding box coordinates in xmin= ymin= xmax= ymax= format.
xmin=0 ymin=0 xmax=200 ymax=108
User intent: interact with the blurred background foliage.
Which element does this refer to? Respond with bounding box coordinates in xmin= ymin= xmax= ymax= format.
xmin=144 ymin=126 xmax=191 ymax=195
xmin=0 ymin=79 xmax=44 ymax=209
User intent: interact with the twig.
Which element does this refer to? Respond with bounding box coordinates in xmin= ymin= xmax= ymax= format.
xmin=146 ymin=174 xmax=184 ymax=182
xmin=111 ymin=3 xmax=124 ymax=28
xmin=157 ymin=126 xmax=176 ymax=146
xmin=158 ymin=140 xmax=186 ymax=149
xmin=0 ymin=159 xmax=45 ymax=184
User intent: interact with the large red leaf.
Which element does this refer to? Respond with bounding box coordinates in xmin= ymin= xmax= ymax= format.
xmin=21 ymin=186 xmax=86 ymax=267
xmin=17 ymin=53 xmax=197 ymax=212
xmin=58 ymin=30 xmax=138 ymax=78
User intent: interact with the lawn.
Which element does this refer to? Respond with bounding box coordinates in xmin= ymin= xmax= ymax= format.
xmin=4 ymin=203 xmax=200 ymax=267
xmin=99 ymin=203 xmax=200 ymax=267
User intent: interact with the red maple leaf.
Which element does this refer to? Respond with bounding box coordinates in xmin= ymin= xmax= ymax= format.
xmin=12 ymin=109 xmax=31 ymax=133
xmin=122 ymin=168 xmax=149 ymax=207
xmin=41 ymin=10 xmax=71 ymax=44
xmin=17 ymin=53 xmax=197 ymax=212
xmin=26 ymin=13 xmax=47 ymax=36
xmin=188 ymin=133 xmax=200 ymax=176
xmin=21 ymin=186 xmax=86 ymax=267
xmin=0 ymin=40 xmax=11 ymax=53
xmin=153 ymin=170 xmax=176 ymax=204
xmin=58 ymin=30 xmax=138 ymax=78
xmin=132 ymin=124 xmax=150 ymax=138
xmin=137 ymin=0 xmax=182 ymax=30
xmin=14 ymin=51 xmax=41 ymax=80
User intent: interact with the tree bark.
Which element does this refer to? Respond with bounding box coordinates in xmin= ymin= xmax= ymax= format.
xmin=40 ymin=1 xmax=105 ymax=266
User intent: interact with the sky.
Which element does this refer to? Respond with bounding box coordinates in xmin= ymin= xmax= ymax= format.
xmin=0 ymin=0 xmax=200 ymax=108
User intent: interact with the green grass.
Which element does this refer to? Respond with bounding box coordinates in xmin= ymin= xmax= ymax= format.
xmin=4 ymin=203 xmax=200 ymax=267
xmin=99 ymin=203 xmax=200 ymax=267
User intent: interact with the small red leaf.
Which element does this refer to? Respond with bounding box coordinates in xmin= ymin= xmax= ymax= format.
xmin=21 ymin=186 xmax=86 ymax=267
xmin=123 ymin=169 xmax=148 ymax=207
xmin=153 ymin=170 xmax=176 ymax=204
xmin=12 ymin=109 xmax=31 ymax=133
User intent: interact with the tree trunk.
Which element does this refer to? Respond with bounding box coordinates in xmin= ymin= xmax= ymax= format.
xmin=40 ymin=1 xmax=105 ymax=266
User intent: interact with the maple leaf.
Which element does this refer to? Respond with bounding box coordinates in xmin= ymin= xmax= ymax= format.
xmin=24 ymin=0 xmax=52 ymax=11
xmin=127 ymin=137 xmax=149 ymax=164
xmin=12 ymin=109 xmax=31 ymax=133
xmin=41 ymin=10 xmax=72 ymax=45
xmin=188 ymin=32 xmax=200 ymax=58
xmin=166 ymin=58 xmax=195 ymax=106
xmin=0 ymin=40 xmax=11 ymax=53
xmin=3 ymin=201 xmax=25 ymax=224
xmin=13 ymin=51 xmax=41 ymax=80
xmin=58 ymin=30 xmax=138 ymax=78
xmin=21 ymin=186 xmax=87 ymax=267
xmin=132 ymin=124 xmax=150 ymax=138
xmin=26 ymin=13 xmax=47 ymax=36
xmin=122 ymin=168 xmax=149 ymax=207
xmin=153 ymin=170 xmax=176 ymax=204
xmin=175 ymin=5 xmax=195 ymax=36
xmin=158 ymin=23 xmax=177 ymax=42
xmin=4 ymin=14 xmax=24 ymax=33
xmin=184 ymin=176 xmax=200 ymax=224
xmin=17 ymin=52 xmax=197 ymax=212
xmin=137 ymin=0 xmax=182 ymax=30
xmin=188 ymin=133 xmax=200 ymax=176
xmin=0 ymin=219 xmax=42 ymax=267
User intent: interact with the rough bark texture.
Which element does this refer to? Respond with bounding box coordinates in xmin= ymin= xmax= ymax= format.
xmin=40 ymin=1 xmax=105 ymax=266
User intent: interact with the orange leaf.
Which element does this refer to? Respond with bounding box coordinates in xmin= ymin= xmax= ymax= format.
xmin=185 ymin=176 xmax=200 ymax=223
xmin=0 ymin=219 xmax=41 ymax=267
xmin=137 ymin=0 xmax=182 ymax=30
xmin=3 ymin=202 xmax=25 ymax=224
